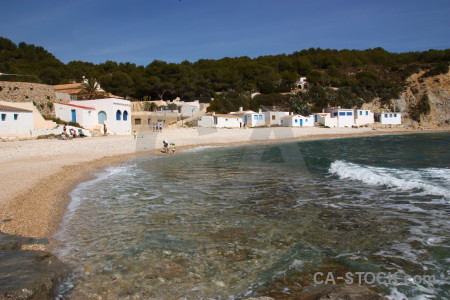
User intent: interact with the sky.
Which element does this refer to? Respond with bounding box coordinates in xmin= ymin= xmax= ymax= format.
xmin=2 ymin=0 xmax=449 ymax=66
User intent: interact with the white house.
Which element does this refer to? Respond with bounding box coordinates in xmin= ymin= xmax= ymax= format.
xmin=198 ymin=113 xmax=243 ymax=128
xmin=230 ymin=108 xmax=265 ymax=127
xmin=354 ymin=109 xmax=375 ymax=126
xmin=294 ymin=77 xmax=308 ymax=90
xmin=325 ymin=107 xmax=355 ymax=127
xmin=313 ymin=112 xmax=337 ymax=127
xmin=0 ymin=104 xmax=33 ymax=136
xmin=377 ymin=112 xmax=402 ymax=125
xmin=263 ymin=111 xmax=290 ymax=126
xmin=171 ymin=100 xmax=201 ymax=117
xmin=280 ymin=114 xmax=315 ymax=127
xmin=54 ymin=103 xmax=97 ymax=128
xmin=56 ymin=98 xmax=132 ymax=135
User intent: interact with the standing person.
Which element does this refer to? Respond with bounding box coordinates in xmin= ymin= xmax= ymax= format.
xmin=103 ymin=123 xmax=107 ymax=135
xmin=171 ymin=143 xmax=176 ymax=154
xmin=133 ymin=130 xmax=137 ymax=140
xmin=159 ymin=124 xmax=162 ymax=132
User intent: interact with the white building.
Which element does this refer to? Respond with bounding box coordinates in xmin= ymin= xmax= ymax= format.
xmin=55 ymin=98 xmax=132 ymax=135
xmin=0 ymin=104 xmax=33 ymax=136
xmin=325 ymin=107 xmax=355 ymax=127
xmin=294 ymin=77 xmax=308 ymax=90
xmin=355 ymin=109 xmax=375 ymax=126
xmin=280 ymin=114 xmax=315 ymax=127
xmin=230 ymin=108 xmax=265 ymax=127
xmin=263 ymin=111 xmax=290 ymax=126
xmin=198 ymin=113 xmax=243 ymax=128
xmin=313 ymin=112 xmax=337 ymax=127
xmin=377 ymin=112 xmax=402 ymax=125
xmin=171 ymin=100 xmax=201 ymax=117
xmin=313 ymin=107 xmax=358 ymax=127
xmin=54 ymin=102 xmax=97 ymax=127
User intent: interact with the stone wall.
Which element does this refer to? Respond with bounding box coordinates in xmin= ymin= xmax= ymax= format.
xmin=0 ymin=81 xmax=58 ymax=116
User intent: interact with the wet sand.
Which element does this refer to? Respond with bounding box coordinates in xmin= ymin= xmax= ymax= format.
xmin=0 ymin=126 xmax=446 ymax=248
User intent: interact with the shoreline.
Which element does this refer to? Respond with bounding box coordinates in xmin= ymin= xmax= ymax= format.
xmin=0 ymin=127 xmax=449 ymax=249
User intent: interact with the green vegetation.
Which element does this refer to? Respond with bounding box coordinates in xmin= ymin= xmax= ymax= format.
xmin=43 ymin=115 xmax=82 ymax=128
xmin=1 ymin=37 xmax=449 ymax=114
xmin=410 ymin=95 xmax=431 ymax=122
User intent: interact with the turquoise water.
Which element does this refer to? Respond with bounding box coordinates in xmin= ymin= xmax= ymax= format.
xmin=55 ymin=133 xmax=450 ymax=299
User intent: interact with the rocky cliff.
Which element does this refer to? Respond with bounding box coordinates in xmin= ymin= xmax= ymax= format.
xmin=393 ymin=70 xmax=450 ymax=128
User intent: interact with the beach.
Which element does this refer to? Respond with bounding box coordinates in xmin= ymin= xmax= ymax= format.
xmin=0 ymin=126 xmax=439 ymax=243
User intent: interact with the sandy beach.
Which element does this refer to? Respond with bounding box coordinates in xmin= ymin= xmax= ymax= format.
xmin=0 ymin=126 xmax=442 ymax=245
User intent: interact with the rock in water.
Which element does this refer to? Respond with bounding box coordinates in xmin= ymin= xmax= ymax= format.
xmin=0 ymin=250 xmax=68 ymax=299
xmin=298 ymin=284 xmax=388 ymax=300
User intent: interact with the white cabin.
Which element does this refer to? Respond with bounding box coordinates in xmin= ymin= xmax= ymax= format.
xmin=0 ymin=104 xmax=33 ymax=136
xmin=281 ymin=114 xmax=314 ymax=127
xmin=377 ymin=112 xmax=402 ymax=125
xmin=198 ymin=113 xmax=243 ymax=128
xmin=355 ymin=109 xmax=375 ymax=126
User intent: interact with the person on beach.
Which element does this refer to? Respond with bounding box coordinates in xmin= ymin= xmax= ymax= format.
xmin=162 ymin=140 xmax=169 ymax=153
xmin=171 ymin=143 xmax=176 ymax=154
xmin=159 ymin=124 xmax=163 ymax=132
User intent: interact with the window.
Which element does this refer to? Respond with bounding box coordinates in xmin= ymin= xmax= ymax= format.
xmin=258 ymin=115 xmax=263 ymax=120
xmin=366 ymin=111 xmax=369 ymax=115
xmin=1 ymin=114 xmax=5 ymax=121
xmin=346 ymin=112 xmax=352 ymax=116
xmin=123 ymin=111 xmax=128 ymax=121
xmin=334 ymin=112 xmax=338 ymax=116
xmin=339 ymin=112 xmax=345 ymax=116
xmin=394 ymin=114 xmax=397 ymax=117
xmin=385 ymin=114 xmax=388 ymax=118
xmin=389 ymin=114 xmax=393 ymax=117
xmin=147 ymin=118 xmax=152 ymax=125
xmin=116 ymin=110 xmax=122 ymax=121
xmin=135 ymin=118 xmax=141 ymax=125
xmin=305 ymin=119 xmax=308 ymax=122
xmin=253 ymin=115 xmax=258 ymax=121
xmin=359 ymin=111 xmax=362 ymax=115
xmin=14 ymin=114 xmax=18 ymax=120
xmin=272 ymin=115 xmax=275 ymax=120
xmin=225 ymin=118 xmax=228 ymax=122
xmin=295 ymin=119 xmax=298 ymax=123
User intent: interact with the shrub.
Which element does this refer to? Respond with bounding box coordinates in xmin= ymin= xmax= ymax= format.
xmin=410 ymin=94 xmax=431 ymax=122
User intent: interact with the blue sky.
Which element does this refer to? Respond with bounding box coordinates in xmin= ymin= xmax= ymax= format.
xmin=2 ymin=0 xmax=449 ymax=65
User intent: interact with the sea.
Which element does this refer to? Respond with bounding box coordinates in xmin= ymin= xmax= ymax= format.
xmin=54 ymin=132 xmax=450 ymax=299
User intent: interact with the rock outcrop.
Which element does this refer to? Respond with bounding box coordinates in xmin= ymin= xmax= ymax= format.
xmin=0 ymin=232 xmax=68 ymax=300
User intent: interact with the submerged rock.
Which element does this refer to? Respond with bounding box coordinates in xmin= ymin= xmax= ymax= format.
xmin=298 ymin=284 xmax=387 ymax=300
xmin=0 ymin=232 xmax=68 ymax=300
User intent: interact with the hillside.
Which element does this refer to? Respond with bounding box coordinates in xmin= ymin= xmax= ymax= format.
xmin=1 ymin=36 xmax=449 ymax=127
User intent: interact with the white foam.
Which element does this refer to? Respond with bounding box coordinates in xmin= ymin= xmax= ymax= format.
xmin=329 ymin=160 xmax=450 ymax=200
xmin=181 ymin=145 xmax=226 ymax=153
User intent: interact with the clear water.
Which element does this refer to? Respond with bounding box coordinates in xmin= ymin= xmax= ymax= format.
xmin=55 ymin=133 xmax=450 ymax=299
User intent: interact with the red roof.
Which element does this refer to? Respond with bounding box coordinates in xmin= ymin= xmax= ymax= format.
xmin=58 ymin=103 xmax=95 ymax=110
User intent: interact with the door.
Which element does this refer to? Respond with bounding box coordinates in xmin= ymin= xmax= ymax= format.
xmin=71 ymin=109 xmax=76 ymax=122
xmin=98 ymin=111 xmax=107 ymax=124
xmin=300 ymin=119 xmax=303 ymax=126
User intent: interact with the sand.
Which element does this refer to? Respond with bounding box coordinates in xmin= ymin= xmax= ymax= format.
xmin=0 ymin=126 xmax=443 ymax=245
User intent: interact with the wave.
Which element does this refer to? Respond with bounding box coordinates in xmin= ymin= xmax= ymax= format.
xmin=329 ymin=160 xmax=450 ymax=199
